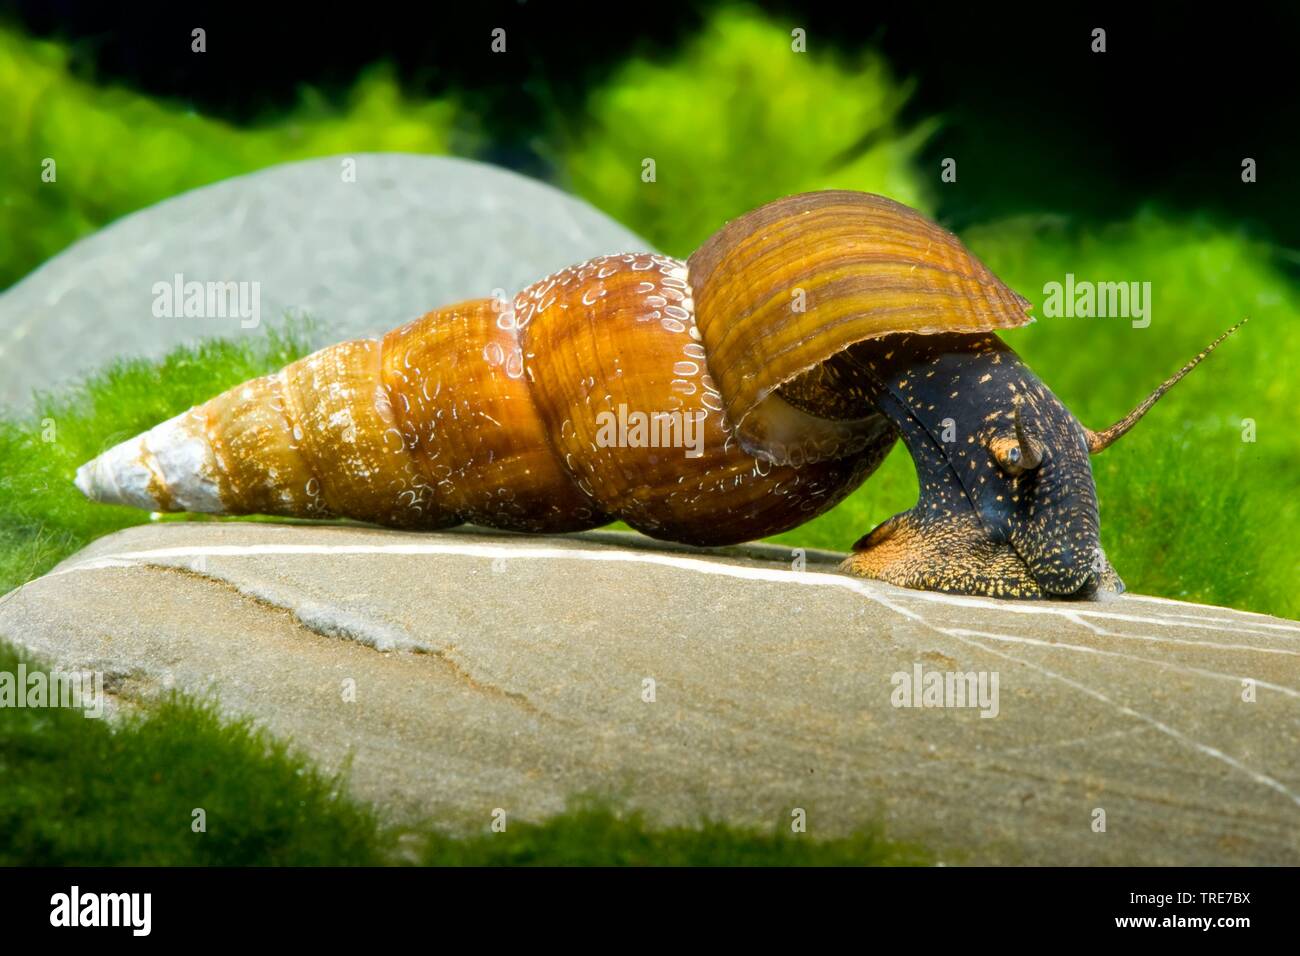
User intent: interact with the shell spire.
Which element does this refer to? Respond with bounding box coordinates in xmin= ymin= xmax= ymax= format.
xmin=75 ymin=408 xmax=225 ymax=514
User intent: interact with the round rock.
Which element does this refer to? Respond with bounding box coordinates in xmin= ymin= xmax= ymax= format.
xmin=0 ymin=154 xmax=654 ymax=409
xmin=2 ymin=521 xmax=1296 ymax=865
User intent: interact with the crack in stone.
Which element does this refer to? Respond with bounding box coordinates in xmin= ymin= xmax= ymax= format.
xmin=136 ymin=561 xmax=547 ymax=716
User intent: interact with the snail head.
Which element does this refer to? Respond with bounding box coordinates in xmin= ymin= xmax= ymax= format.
xmin=837 ymin=334 xmax=1117 ymax=599
xmin=989 ymin=392 xmax=1114 ymax=598
xmin=843 ymin=321 xmax=1244 ymax=599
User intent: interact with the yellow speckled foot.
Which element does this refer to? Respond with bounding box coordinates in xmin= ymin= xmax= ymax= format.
xmin=840 ymin=510 xmax=1045 ymax=599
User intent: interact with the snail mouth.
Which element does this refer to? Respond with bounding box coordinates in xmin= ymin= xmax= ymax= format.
xmin=1035 ymin=567 xmax=1102 ymax=599
xmin=1026 ymin=556 xmax=1126 ymax=600
xmin=1016 ymin=530 xmax=1125 ymax=599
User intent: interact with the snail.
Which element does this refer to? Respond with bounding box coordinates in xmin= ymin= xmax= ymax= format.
xmin=75 ymin=191 xmax=1242 ymax=600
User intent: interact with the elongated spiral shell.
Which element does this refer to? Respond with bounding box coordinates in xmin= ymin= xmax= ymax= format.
xmin=77 ymin=253 xmax=893 ymax=546
xmin=76 ymin=190 xmax=1033 ymax=548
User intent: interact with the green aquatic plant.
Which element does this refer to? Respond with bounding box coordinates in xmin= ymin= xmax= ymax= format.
xmin=559 ymin=5 xmax=933 ymax=257
xmin=0 ymin=26 xmax=463 ymax=289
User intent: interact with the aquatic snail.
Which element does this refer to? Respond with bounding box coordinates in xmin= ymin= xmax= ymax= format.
xmin=75 ymin=191 xmax=1243 ymax=599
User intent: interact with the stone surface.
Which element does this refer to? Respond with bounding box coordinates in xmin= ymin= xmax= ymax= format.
xmin=0 ymin=154 xmax=654 ymax=409
xmin=1 ymin=521 xmax=1297 ymax=865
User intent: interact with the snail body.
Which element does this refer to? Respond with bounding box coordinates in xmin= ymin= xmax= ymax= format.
xmin=76 ymin=192 xmax=1241 ymax=599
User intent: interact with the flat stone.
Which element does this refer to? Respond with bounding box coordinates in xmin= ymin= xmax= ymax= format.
xmin=1 ymin=521 xmax=1296 ymax=864
xmin=0 ymin=154 xmax=654 ymax=410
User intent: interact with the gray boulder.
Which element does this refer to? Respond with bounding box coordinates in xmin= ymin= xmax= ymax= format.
xmin=0 ymin=154 xmax=654 ymax=409
xmin=2 ymin=521 xmax=1296 ymax=865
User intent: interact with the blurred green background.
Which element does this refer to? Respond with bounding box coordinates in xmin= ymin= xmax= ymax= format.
xmin=0 ymin=3 xmax=1296 ymax=618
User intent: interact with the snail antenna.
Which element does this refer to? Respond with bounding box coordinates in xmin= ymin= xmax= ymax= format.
xmin=1085 ymin=318 xmax=1247 ymax=454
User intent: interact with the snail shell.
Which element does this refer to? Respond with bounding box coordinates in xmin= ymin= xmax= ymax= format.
xmin=76 ymin=191 xmax=1031 ymax=549
xmin=689 ymin=191 xmax=1032 ymax=456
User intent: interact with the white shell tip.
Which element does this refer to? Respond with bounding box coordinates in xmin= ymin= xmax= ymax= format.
xmin=73 ymin=461 xmax=95 ymax=500
xmin=73 ymin=410 xmax=224 ymax=514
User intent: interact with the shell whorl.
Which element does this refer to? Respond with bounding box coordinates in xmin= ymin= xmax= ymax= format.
xmin=687 ymin=190 xmax=1034 ymax=454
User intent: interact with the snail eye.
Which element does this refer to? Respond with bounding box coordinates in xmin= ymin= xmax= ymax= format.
xmin=989 ymin=436 xmax=1027 ymax=475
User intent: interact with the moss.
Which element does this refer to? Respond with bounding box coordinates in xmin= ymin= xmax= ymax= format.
xmin=416 ymin=798 xmax=929 ymax=866
xmin=0 ymin=639 xmax=385 ymax=865
xmin=559 ymin=5 xmax=933 ymax=257
xmin=0 ymin=26 xmax=464 ymax=289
